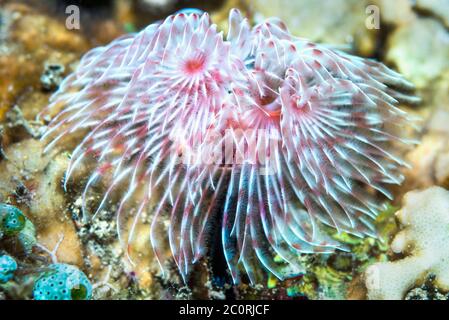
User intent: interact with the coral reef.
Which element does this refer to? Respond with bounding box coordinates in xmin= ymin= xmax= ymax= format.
xmin=365 ymin=187 xmax=449 ymax=300
xmin=0 ymin=0 xmax=448 ymax=301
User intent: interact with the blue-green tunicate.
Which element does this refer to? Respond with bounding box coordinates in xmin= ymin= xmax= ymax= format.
xmin=0 ymin=254 xmax=17 ymax=283
xmin=33 ymin=263 xmax=92 ymax=300
xmin=0 ymin=204 xmax=26 ymax=237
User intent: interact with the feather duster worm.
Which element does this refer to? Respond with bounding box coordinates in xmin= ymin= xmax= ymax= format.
xmin=40 ymin=9 xmax=419 ymax=284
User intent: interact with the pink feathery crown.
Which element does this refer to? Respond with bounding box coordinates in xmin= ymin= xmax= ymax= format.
xmin=40 ymin=9 xmax=419 ymax=284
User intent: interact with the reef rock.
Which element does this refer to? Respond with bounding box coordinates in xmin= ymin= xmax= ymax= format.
xmin=251 ymin=0 xmax=378 ymax=56
xmin=386 ymin=17 xmax=449 ymax=88
xmin=416 ymin=0 xmax=449 ymax=28
xmin=0 ymin=3 xmax=89 ymax=121
xmin=403 ymin=133 xmax=449 ymax=191
xmin=0 ymin=139 xmax=83 ymax=266
xmin=375 ymin=0 xmax=414 ymax=27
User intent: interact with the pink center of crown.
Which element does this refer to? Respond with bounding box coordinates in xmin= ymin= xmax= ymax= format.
xmin=183 ymin=52 xmax=207 ymax=75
